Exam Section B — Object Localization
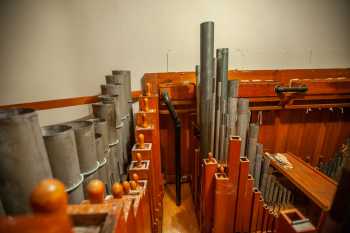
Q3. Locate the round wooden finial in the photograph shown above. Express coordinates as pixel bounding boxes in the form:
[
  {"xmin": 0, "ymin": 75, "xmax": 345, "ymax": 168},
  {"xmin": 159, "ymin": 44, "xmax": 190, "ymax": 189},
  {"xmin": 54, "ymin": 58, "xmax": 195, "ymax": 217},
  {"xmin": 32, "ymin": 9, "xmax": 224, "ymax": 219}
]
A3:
[
  {"xmin": 30, "ymin": 178, "xmax": 67, "ymax": 214},
  {"xmin": 218, "ymin": 165, "xmax": 225, "ymax": 173},
  {"xmin": 112, "ymin": 183, "xmax": 124, "ymax": 199},
  {"xmin": 146, "ymin": 82, "xmax": 151, "ymax": 96},
  {"xmin": 132, "ymin": 173, "xmax": 139, "ymax": 183},
  {"xmin": 86, "ymin": 179, "xmax": 105, "ymax": 204},
  {"xmin": 208, "ymin": 152, "xmax": 214, "ymax": 162},
  {"xmin": 143, "ymin": 98, "xmax": 149, "ymax": 112},
  {"xmin": 130, "ymin": 180, "xmax": 137, "ymax": 190},
  {"xmin": 122, "ymin": 181, "xmax": 131, "ymax": 194},
  {"xmin": 138, "ymin": 133, "xmax": 145, "ymax": 149},
  {"xmin": 142, "ymin": 113, "xmax": 148, "ymax": 128}
]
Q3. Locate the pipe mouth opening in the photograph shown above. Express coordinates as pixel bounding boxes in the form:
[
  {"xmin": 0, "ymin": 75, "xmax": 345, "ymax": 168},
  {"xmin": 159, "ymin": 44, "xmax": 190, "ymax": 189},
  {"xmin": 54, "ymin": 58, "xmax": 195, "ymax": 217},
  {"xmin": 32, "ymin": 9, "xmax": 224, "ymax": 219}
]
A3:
[
  {"xmin": 88, "ymin": 118, "xmax": 107, "ymax": 124},
  {"xmin": 0, "ymin": 108, "xmax": 35, "ymax": 119},
  {"xmin": 65, "ymin": 120, "xmax": 92, "ymax": 130},
  {"xmin": 253, "ymin": 188, "xmax": 259, "ymax": 192},
  {"xmin": 42, "ymin": 124, "xmax": 72, "ymax": 137},
  {"xmin": 95, "ymin": 133, "xmax": 102, "ymax": 139},
  {"xmin": 240, "ymin": 157, "xmax": 249, "ymax": 162},
  {"xmin": 230, "ymin": 136, "xmax": 241, "ymax": 140}
]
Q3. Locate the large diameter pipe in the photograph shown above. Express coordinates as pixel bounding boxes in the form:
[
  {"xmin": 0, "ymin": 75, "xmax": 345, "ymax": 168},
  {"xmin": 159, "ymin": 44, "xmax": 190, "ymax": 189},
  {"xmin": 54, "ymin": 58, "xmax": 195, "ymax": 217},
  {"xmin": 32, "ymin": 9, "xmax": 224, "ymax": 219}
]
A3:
[
  {"xmin": 42, "ymin": 125, "xmax": 84, "ymax": 204},
  {"xmin": 101, "ymin": 84, "xmax": 122, "ymax": 125},
  {"xmin": 0, "ymin": 108, "xmax": 52, "ymax": 214},
  {"xmin": 65, "ymin": 121, "xmax": 98, "ymax": 174},
  {"xmin": 92, "ymin": 102, "xmax": 116, "ymax": 144},
  {"xmin": 112, "ymin": 70, "xmax": 132, "ymax": 103},
  {"xmin": 106, "ymin": 75, "xmax": 128, "ymax": 119},
  {"xmin": 89, "ymin": 118, "xmax": 109, "ymax": 152},
  {"xmin": 200, "ymin": 21, "xmax": 214, "ymax": 158}
]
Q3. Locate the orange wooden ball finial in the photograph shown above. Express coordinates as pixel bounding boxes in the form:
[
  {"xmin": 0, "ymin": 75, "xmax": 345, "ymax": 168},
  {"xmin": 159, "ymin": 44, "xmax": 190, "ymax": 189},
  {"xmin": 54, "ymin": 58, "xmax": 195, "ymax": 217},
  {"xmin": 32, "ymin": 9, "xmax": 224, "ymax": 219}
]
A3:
[
  {"xmin": 142, "ymin": 113, "xmax": 148, "ymax": 128},
  {"xmin": 208, "ymin": 152, "xmax": 214, "ymax": 162},
  {"xmin": 130, "ymin": 180, "xmax": 137, "ymax": 190},
  {"xmin": 132, "ymin": 173, "xmax": 139, "ymax": 183},
  {"xmin": 138, "ymin": 133, "xmax": 145, "ymax": 149},
  {"xmin": 146, "ymin": 82, "xmax": 151, "ymax": 96},
  {"xmin": 30, "ymin": 178, "xmax": 67, "ymax": 214},
  {"xmin": 143, "ymin": 98, "xmax": 149, "ymax": 112},
  {"xmin": 122, "ymin": 181, "xmax": 131, "ymax": 194},
  {"xmin": 86, "ymin": 179, "xmax": 105, "ymax": 204},
  {"xmin": 112, "ymin": 183, "xmax": 124, "ymax": 199}
]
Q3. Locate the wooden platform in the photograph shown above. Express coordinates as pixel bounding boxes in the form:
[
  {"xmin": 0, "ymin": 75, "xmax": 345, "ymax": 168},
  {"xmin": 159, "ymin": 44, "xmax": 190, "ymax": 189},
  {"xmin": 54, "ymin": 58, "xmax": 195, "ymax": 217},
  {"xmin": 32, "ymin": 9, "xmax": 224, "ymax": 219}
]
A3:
[{"xmin": 269, "ymin": 152, "xmax": 337, "ymax": 211}]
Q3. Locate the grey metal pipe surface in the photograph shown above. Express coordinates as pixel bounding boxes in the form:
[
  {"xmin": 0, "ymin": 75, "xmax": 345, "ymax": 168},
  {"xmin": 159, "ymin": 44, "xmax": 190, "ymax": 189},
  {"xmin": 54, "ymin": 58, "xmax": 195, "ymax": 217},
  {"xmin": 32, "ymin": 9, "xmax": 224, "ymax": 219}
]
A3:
[
  {"xmin": 110, "ymin": 144, "xmax": 122, "ymax": 183},
  {"xmin": 210, "ymin": 59, "xmax": 217, "ymax": 154},
  {"xmin": 254, "ymin": 143, "xmax": 263, "ymax": 188},
  {"xmin": 200, "ymin": 21, "xmax": 214, "ymax": 158},
  {"xmin": 106, "ymin": 74, "xmax": 128, "ymax": 119},
  {"xmin": 99, "ymin": 94, "xmax": 121, "ymax": 126},
  {"xmin": 237, "ymin": 98, "xmax": 250, "ymax": 157},
  {"xmin": 42, "ymin": 124, "xmax": 84, "ymax": 204},
  {"xmin": 89, "ymin": 118, "xmax": 109, "ymax": 152},
  {"xmin": 0, "ymin": 108, "xmax": 52, "ymax": 214},
  {"xmin": 65, "ymin": 121, "xmax": 98, "ymax": 174},
  {"xmin": 214, "ymin": 82, "xmax": 221, "ymax": 159},
  {"xmin": 247, "ymin": 123, "xmax": 259, "ymax": 175},
  {"xmin": 228, "ymin": 80, "xmax": 239, "ymax": 98},
  {"xmin": 112, "ymin": 70, "xmax": 132, "ymax": 103},
  {"xmin": 260, "ymin": 155, "xmax": 270, "ymax": 195},
  {"xmin": 101, "ymin": 84, "xmax": 122, "ymax": 125},
  {"xmin": 195, "ymin": 65, "xmax": 200, "ymax": 125},
  {"xmin": 95, "ymin": 133, "xmax": 110, "ymax": 193},
  {"xmin": 92, "ymin": 102, "xmax": 117, "ymax": 144}
]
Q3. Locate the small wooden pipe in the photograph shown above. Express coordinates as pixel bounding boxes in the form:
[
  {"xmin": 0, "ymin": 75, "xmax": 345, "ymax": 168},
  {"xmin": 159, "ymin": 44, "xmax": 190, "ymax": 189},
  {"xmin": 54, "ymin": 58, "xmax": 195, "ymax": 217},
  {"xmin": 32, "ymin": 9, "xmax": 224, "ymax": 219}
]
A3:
[
  {"xmin": 145, "ymin": 82, "xmax": 151, "ymax": 96},
  {"xmin": 112, "ymin": 183, "xmax": 124, "ymax": 199},
  {"xmin": 138, "ymin": 133, "xmax": 145, "ymax": 149},
  {"xmin": 30, "ymin": 178, "xmax": 68, "ymax": 214},
  {"xmin": 86, "ymin": 179, "xmax": 105, "ymax": 204},
  {"xmin": 136, "ymin": 152, "xmax": 143, "ymax": 167},
  {"xmin": 142, "ymin": 113, "xmax": 148, "ymax": 128},
  {"xmin": 143, "ymin": 98, "xmax": 149, "ymax": 112},
  {"xmin": 122, "ymin": 181, "xmax": 131, "ymax": 194}
]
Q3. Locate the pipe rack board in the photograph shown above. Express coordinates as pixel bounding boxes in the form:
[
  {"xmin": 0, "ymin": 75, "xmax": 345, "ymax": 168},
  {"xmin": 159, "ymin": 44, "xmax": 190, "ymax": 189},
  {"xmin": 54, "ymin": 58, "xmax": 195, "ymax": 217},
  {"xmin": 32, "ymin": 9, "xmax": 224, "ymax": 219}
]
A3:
[{"xmin": 269, "ymin": 152, "xmax": 337, "ymax": 211}]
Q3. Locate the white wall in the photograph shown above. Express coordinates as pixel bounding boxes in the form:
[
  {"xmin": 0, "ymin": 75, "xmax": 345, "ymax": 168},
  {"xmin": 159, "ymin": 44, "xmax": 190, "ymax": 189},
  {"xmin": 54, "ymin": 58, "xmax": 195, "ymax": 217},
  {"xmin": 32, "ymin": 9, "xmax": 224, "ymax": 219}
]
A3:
[{"xmin": 1, "ymin": 0, "xmax": 349, "ymax": 125}]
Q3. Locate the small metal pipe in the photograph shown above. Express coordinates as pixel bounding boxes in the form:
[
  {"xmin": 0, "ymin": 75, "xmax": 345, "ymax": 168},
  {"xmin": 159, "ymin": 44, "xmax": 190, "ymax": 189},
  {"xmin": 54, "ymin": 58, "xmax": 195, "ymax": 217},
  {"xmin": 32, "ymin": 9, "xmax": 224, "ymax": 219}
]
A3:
[
  {"xmin": 254, "ymin": 143, "xmax": 263, "ymax": 188},
  {"xmin": 247, "ymin": 123, "xmax": 260, "ymax": 175},
  {"xmin": 275, "ymin": 85, "xmax": 308, "ymax": 94}
]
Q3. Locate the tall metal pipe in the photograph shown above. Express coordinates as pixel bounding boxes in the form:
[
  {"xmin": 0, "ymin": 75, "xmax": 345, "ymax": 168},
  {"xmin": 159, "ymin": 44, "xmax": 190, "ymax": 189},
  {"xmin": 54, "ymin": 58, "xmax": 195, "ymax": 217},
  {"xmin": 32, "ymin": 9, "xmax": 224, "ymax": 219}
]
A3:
[
  {"xmin": 100, "ymin": 84, "xmax": 122, "ymax": 125},
  {"xmin": 254, "ymin": 143, "xmax": 263, "ymax": 188},
  {"xmin": 227, "ymin": 80, "xmax": 239, "ymax": 136},
  {"xmin": 42, "ymin": 124, "xmax": 84, "ymax": 204},
  {"xmin": 92, "ymin": 101, "xmax": 117, "ymax": 144},
  {"xmin": 88, "ymin": 118, "xmax": 109, "ymax": 152},
  {"xmin": 247, "ymin": 123, "xmax": 260, "ymax": 175},
  {"xmin": 237, "ymin": 98, "xmax": 250, "ymax": 157},
  {"xmin": 95, "ymin": 133, "xmax": 110, "ymax": 193},
  {"xmin": 0, "ymin": 108, "xmax": 52, "ymax": 214},
  {"xmin": 210, "ymin": 58, "xmax": 217, "ymax": 154},
  {"xmin": 217, "ymin": 48, "xmax": 229, "ymax": 161},
  {"xmin": 105, "ymin": 75, "xmax": 128, "ymax": 119},
  {"xmin": 200, "ymin": 21, "xmax": 214, "ymax": 158},
  {"xmin": 195, "ymin": 65, "xmax": 200, "ymax": 125}
]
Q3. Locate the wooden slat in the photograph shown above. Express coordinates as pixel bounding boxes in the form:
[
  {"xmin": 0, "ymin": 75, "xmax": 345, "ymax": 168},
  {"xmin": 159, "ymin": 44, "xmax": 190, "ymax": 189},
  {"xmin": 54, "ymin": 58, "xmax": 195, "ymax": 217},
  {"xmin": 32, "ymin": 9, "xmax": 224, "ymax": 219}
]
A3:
[
  {"xmin": 0, "ymin": 91, "xmax": 142, "ymax": 111},
  {"xmin": 269, "ymin": 152, "xmax": 337, "ymax": 211}
]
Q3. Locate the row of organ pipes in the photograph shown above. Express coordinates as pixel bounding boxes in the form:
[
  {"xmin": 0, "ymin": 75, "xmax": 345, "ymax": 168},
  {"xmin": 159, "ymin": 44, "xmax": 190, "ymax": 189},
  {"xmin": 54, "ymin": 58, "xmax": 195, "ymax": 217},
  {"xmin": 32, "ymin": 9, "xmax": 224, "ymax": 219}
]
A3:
[{"xmin": 197, "ymin": 21, "xmax": 314, "ymax": 233}]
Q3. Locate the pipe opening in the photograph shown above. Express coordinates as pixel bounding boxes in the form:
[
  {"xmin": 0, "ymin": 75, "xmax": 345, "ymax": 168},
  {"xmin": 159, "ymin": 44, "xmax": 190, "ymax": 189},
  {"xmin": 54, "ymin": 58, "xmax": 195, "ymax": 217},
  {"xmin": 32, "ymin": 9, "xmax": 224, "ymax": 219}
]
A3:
[
  {"xmin": 42, "ymin": 124, "xmax": 72, "ymax": 137},
  {"xmin": 0, "ymin": 108, "xmax": 35, "ymax": 119},
  {"xmin": 65, "ymin": 121, "xmax": 92, "ymax": 130}
]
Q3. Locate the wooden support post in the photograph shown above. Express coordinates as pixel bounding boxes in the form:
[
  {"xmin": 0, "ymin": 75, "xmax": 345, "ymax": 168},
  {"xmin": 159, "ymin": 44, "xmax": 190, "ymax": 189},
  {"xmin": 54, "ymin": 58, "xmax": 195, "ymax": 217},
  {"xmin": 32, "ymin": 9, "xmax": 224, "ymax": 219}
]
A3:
[
  {"xmin": 242, "ymin": 175, "xmax": 254, "ymax": 233},
  {"xmin": 212, "ymin": 173, "xmax": 235, "ymax": 233},
  {"xmin": 234, "ymin": 157, "xmax": 249, "ymax": 232},
  {"xmin": 250, "ymin": 189, "xmax": 261, "ymax": 232},
  {"xmin": 200, "ymin": 156, "xmax": 217, "ymax": 233}
]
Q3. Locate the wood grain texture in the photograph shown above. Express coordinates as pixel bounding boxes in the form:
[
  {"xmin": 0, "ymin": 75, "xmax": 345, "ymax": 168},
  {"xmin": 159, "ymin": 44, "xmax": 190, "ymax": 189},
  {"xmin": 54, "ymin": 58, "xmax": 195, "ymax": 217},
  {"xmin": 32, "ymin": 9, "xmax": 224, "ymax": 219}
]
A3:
[{"xmin": 270, "ymin": 152, "xmax": 337, "ymax": 211}]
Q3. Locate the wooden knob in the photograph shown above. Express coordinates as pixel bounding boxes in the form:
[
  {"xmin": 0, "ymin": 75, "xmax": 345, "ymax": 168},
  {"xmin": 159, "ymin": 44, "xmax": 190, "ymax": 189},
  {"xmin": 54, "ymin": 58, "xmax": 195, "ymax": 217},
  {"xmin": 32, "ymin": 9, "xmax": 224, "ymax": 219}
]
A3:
[
  {"xmin": 130, "ymin": 181, "xmax": 137, "ymax": 190},
  {"xmin": 122, "ymin": 181, "xmax": 131, "ymax": 194},
  {"xmin": 217, "ymin": 165, "xmax": 225, "ymax": 173},
  {"xmin": 143, "ymin": 98, "xmax": 149, "ymax": 112},
  {"xmin": 146, "ymin": 82, "xmax": 151, "ymax": 96},
  {"xmin": 138, "ymin": 133, "xmax": 145, "ymax": 149},
  {"xmin": 142, "ymin": 113, "xmax": 148, "ymax": 128},
  {"xmin": 112, "ymin": 183, "xmax": 123, "ymax": 199},
  {"xmin": 86, "ymin": 179, "xmax": 105, "ymax": 204},
  {"xmin": 30, "ymin": 179, "xmax": 67, "ymax": 214},
  {"xmin": 208, "ymin": 152, "xmax": 214, "ymax": 162},
  {"xmin": 132, "ymin": 173, "xmax": 139, "ymax": 183}
]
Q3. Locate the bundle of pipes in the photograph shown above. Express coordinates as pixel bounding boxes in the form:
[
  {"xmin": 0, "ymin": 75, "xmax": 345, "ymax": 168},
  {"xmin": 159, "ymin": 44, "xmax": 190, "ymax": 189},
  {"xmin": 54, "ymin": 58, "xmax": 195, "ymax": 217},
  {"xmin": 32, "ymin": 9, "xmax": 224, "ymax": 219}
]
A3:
[{"xmin": 318, "ymin": 138, "xmax": 350, "ymax": 181}]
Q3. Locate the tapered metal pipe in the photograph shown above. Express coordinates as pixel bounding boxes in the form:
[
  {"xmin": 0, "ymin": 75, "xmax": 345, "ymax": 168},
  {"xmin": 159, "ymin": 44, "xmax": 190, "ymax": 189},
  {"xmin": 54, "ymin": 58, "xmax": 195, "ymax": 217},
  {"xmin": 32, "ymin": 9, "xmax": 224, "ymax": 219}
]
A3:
[
  {"xmin": 200, "ymin": 21, "xmax": 214, "ymax": 158},
  {"xmin": 260, "ymin": 155, "xmax": 271, "ymax": 196},
  {"xmin": 42, "ymin": 124, "xmax": 84, "ymax": 204},
  {"xmin": 106, "ymin": 74, "xmax": 128, "ymax": 119},
  {"xmin": 227, "ymin": 80, "xmax": 239, "ymax": 137},
  {"xmin": 254, "ymin": 143, "xmax": 263, "ymax": 188},
  {"xmin": 210, "ymin": 58, "xmax": 216, "ymax": 154},
  {"xmin": 92, "ymin": 102, "xmax": 116, "ymax": 144},
  {"xmin": 0, "ymin": 108, "xmax": 52, "ymax": 214},
  {"xmin": 100, "ymin": 84, "xmax": 122, "ymax": 125},
  {"xmin": 88, "ymin": 118, "xmax": 109, "ymax": 152},
  {"xmin": 237, "ymin": 98, "xmax": 250, "ymax": 157},
  {"xmin": 247, "ymin": 123, "xmax": 260, "ymax": 175},
  {"xmin": 112, "ymin": 70, "xmax": 132, "ymax": 103}
]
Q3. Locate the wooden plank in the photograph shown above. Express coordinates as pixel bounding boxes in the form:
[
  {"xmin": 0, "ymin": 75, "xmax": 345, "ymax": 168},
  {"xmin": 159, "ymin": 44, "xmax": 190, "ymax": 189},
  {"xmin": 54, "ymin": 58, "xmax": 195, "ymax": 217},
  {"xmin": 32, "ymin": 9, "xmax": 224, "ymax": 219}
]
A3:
[{"xmin": 269, "ymin": 152, "xmax": 337, "ymax": 211}]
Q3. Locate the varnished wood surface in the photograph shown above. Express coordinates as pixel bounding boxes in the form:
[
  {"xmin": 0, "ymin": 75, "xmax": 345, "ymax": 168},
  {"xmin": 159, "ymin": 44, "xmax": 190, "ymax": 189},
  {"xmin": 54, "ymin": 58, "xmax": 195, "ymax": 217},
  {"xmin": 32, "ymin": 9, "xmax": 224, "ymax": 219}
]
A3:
[
  {"xmin": 269, "ymin": 152, "xmax": 337, "ymax": 211},
  {"xmin": 162, "ymin": 184, "xmax": 199, "ymax": 233},
  {"xmin": 0, "ymin": 91, "xmax": 142, "ymax": 110}
]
